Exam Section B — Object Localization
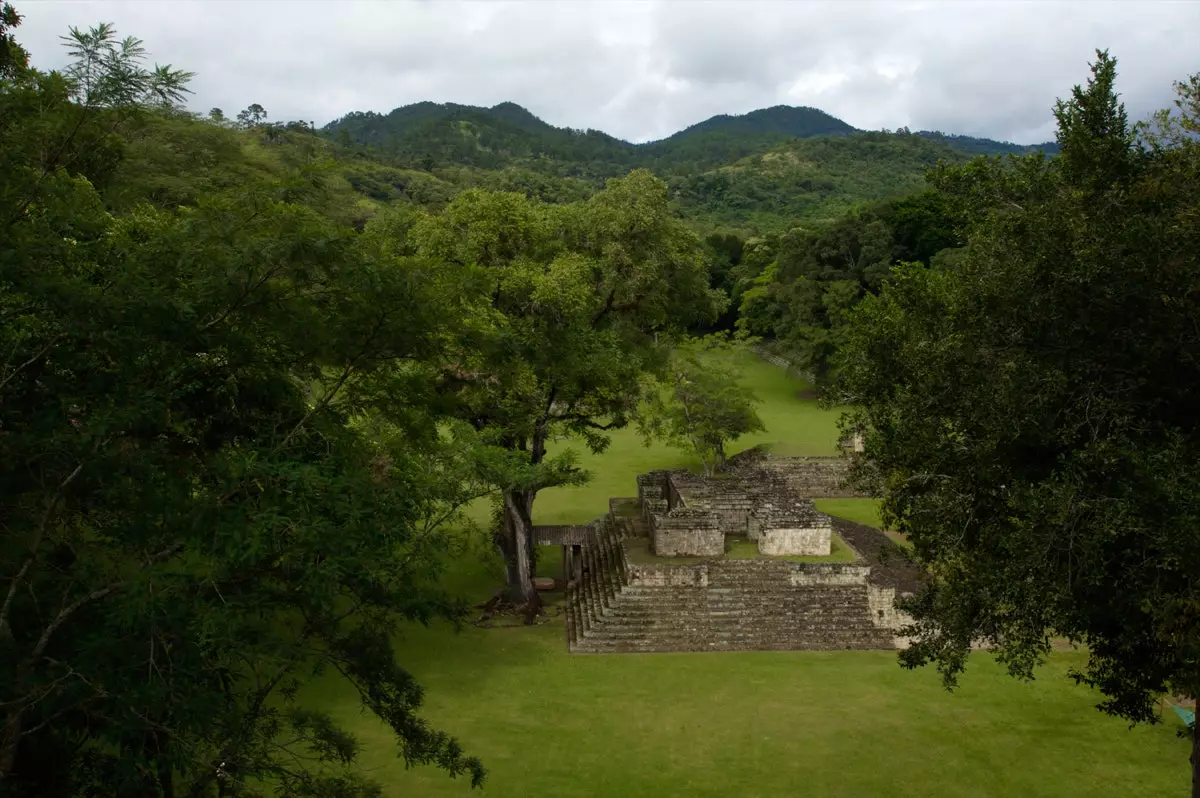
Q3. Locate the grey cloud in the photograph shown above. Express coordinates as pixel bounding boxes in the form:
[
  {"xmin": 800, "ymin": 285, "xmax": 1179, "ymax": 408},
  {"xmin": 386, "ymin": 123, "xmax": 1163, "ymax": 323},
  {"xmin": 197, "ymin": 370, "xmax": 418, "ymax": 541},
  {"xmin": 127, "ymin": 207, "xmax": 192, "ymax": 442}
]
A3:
[{"xmin": 13, "ymin": 0, "xmax": 1200, "ymax": 145}]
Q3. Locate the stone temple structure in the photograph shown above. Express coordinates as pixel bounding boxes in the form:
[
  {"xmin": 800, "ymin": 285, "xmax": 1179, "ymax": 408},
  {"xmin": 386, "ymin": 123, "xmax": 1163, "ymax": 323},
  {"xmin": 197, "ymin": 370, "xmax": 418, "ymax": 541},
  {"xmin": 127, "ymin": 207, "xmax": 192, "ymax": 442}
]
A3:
[
  {"xmin": 555, "ymin": 452, "xmax": 922, "ymax": 654},
  {"xmin": 637, "ymin": 466, "xmax": 834, "ymax": 557}
]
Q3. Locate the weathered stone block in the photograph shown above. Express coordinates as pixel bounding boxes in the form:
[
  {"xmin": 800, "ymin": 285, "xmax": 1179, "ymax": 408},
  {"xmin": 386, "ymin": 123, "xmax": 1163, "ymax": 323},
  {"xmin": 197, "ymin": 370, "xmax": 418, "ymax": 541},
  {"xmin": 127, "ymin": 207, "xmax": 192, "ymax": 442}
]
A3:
[
  {"xmin": 652, "ymin": 510, "xmax": 723, "ymax": 557},
  {"xmin": 758, "ymin": 525, "xmax": 831, "ymax": 556},
  {"xmin": 628, "ymin": 564, "xmax": 709, "ymax": 587},
  {"xmin": 788, "ymin": 564, "xmax": 871, "ymax": 586}
]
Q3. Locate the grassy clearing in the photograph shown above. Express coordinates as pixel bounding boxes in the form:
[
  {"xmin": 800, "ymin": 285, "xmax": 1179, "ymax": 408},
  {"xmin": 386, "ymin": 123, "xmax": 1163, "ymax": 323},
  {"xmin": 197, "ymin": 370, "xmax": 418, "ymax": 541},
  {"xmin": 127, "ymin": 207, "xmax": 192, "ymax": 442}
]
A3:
[
  {"xmin": 814, "ymin": 498, "xmax": 912, "ymax": 546},
  {"xmin": 304, "ymin": 355, "xmax": 1188, "ymax": 797},
  {"xmin": 813, "ymin": 498, "xmax": 885, "ymax": 528},
  {"xmin": 309, "ymin": 580, "xmax": 1186, "ymax": 796},
  {"xmin": 531, "ymin": 354, "xmax": 842, "ymax": 526}
]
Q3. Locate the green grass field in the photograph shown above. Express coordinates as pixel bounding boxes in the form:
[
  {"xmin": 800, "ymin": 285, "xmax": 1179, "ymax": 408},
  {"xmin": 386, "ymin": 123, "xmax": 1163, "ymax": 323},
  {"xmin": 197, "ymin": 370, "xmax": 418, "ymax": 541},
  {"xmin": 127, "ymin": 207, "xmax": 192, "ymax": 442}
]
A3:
[
  {"xmin": 532, "ymin": 354, "xmax": 843, "ymax": 526},
  {"xmin": 306, "ymin": 355, "xmax": 1189, "ymax": 796}
]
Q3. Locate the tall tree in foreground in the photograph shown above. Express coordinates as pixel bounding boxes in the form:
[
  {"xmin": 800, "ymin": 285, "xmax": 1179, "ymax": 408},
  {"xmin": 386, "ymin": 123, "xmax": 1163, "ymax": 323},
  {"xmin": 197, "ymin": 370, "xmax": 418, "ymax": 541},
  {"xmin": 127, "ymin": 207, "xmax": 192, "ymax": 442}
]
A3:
[
  {"xmin": 639, "ymin": 335, "xmax": 765, "ymax": 476},
  {"xmin": 835, "ymin": 53, "xmax": 1200, "ymax": 794},
  {"xmin": 410, "ymin": 172, "xmax": 722, "ymax": 609},
  {"xmin": 1, "ymin": 16, "xmax": 482, "ymax": 796}
]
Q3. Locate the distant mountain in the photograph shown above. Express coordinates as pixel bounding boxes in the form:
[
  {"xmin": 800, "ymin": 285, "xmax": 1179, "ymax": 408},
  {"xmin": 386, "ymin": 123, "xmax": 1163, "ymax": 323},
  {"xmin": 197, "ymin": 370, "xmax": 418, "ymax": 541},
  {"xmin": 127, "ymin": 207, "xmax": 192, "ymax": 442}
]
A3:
[
  {"xmin": 915, "ymin": 130, "xmax": 1059, "ymax": 157},
  {"xmin": 653, "ymin": 105, "xmax": 856, "ymax": 143},
  {"xmin": 325, "ymin": 102, "xmax": 637, "ymax": 177},
  {"xmin": 322, "ymin": 101, "xmax": 1060, "ymax": 231},
  {"xmin": 636, "ymin": 105, "xmax": 857, "ymax": 171}
]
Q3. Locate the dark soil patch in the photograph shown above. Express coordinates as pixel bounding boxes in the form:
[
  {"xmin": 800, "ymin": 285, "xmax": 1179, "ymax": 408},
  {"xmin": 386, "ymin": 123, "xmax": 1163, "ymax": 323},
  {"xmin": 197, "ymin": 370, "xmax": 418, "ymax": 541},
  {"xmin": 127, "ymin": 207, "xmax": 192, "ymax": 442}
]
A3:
[{"xmin": 832, "ymin": 517, "xmax": 922, "ymax": 596}]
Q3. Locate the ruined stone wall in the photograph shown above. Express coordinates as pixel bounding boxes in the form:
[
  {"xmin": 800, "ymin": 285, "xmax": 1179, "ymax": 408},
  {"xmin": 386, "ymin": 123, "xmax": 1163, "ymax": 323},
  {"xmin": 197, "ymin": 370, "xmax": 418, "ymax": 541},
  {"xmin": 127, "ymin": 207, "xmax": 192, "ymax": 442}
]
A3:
[
  {"xmin": 866, "ymin": 584, "xmax": 915, "ymax": 646},
  {"xmin": 753, "ymin": 457, "xmax": 864, "ymax": 499},
  {"xmin": 637, "ymin": 472, "xmax": 668, "ymax": 505},
  {"xmin": 703, "ymin": 490, "xmax": 755, "ymax": 535},
  {"xmin": 788, "ymin": 563, "xmax": 872, "ymax": 586},
  {"xmin": 627, "ymin": 563, "xmax": 709, "ymax": 587},
  {"xmin": 665, "ymin": 477, "xmax": 686, "ymax": 511},
  {"xmin": 652, "ymin": 509, "xmax": 723, "ymax": 556},
  {"xmin": 758, "ymin": 526, "xmax": 832, "ymax": 556}
]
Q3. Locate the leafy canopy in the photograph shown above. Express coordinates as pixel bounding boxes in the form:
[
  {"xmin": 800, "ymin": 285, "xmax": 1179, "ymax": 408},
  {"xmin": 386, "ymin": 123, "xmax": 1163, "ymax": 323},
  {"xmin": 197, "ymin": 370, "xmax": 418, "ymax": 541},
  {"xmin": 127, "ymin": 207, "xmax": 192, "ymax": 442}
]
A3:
[{"xmin": 836, "ymin": 53, "xmax": 1200, "ymax": 737}]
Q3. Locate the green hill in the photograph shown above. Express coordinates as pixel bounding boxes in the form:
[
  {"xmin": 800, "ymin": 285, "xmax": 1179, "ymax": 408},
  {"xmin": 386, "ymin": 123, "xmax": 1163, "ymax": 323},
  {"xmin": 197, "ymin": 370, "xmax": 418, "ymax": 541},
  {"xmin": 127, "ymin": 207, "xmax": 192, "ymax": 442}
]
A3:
[
  {"xmin": 668, "ymin": 130, "xmax": 972, "ymax": 230},
  {"xmin": 325, "ymin": 102, "xmax": 638, "ymax": 179},
  {"xmin": 317, "ymin": 102, "xmax": 1061, "ymax": 232},
  {"xmin": 638, "ymin": 105, "xmax": 857, "ymax": 172},
  {"xmin": 325, "ymin": 101, "xmax": 1056, "ymax": 176}
]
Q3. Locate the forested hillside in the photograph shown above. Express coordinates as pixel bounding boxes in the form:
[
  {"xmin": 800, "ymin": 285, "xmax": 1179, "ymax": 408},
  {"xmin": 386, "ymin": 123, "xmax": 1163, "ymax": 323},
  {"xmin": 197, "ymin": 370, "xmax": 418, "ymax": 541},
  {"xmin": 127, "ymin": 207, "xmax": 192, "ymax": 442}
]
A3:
[{"xmin": 322, "ymin": 100, "xmax": 1057, "ymax": 230}]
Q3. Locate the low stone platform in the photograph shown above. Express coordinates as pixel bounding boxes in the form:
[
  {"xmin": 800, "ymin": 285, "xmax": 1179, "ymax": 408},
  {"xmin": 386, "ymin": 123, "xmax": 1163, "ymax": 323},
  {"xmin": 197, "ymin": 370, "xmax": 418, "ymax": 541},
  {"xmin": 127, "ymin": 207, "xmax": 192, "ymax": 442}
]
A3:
[{"xmin": 565, "ymin": 501, "xmax": 918, "ymax": 654}]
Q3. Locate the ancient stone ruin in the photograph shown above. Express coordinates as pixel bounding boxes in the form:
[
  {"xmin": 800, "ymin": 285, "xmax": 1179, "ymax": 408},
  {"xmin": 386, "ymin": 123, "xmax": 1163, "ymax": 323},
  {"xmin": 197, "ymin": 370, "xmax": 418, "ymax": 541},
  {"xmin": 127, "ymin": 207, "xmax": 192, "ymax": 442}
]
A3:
[
  {"xmin": 637, "ymin": 463, "xmax": 835, "ymax": 557},
  {"xmin": 559, "ymin": 452, "xmax": 921, "ymax": 654}
]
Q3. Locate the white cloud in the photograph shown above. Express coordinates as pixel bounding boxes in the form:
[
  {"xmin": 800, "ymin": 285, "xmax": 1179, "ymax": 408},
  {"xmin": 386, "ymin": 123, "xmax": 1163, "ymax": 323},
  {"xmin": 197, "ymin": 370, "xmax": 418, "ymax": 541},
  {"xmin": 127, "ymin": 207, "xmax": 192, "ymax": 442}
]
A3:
[{"xmin": 11, "ymin": 0, "xmax": 1200, "ymax": 144}]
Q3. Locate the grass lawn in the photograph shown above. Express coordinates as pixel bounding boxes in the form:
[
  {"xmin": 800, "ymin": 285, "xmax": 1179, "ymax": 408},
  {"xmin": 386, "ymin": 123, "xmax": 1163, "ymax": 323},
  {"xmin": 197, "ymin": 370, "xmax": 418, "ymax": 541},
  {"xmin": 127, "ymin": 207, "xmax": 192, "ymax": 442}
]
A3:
[
  {"xmin": 813, "ymin": 498, "xmax": 884, "ymax": 529},
  {"xmin": 531, "ymin": 354, "xmax": 842, "ymax": 526},
  {"xmin": 309, "ymin": 564, "xmax": 1187, "ymax": 797},
  {"xmin": 304, "ymin": 355, "xmax": 1189, "ymax": 796},
  {"xmin": 814, "ymin": 498, "xmax": 912, "ymax": 547}
]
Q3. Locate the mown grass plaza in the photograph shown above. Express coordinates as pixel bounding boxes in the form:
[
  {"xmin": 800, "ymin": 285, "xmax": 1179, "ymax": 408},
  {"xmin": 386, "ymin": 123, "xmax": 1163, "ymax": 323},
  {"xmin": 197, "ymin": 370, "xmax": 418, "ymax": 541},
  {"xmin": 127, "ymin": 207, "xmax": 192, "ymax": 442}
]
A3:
[{"xmin": 307, "ymin": 358, "xmax": 1187, "ymax": 797}]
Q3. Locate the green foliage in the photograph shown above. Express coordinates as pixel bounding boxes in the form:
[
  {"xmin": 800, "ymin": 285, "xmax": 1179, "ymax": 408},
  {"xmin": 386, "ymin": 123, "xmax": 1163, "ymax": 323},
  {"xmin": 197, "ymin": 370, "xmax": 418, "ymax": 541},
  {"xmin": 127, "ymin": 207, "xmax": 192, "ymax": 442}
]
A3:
[
  {"xmin": 835, "ymin": 53, "xmax": 1200, "ymax": 759},
  {"xmin": 322, "ymin": 102, "xmax": 1055, "ymax": 236},
  {"xmin": 639, "ymin": 105, "xmax": 856, "ymax": 173},
  {"xmin": 914, "ymin": 130, "xmax": 1060, "ymax": 157},
  {"xmin": 0, "ymin": 2, "xmax": 28, "ymax": 79},
  {"xmin": 669, "ymin": 131, "xmax": 970, "ymax": 230},
  {"xmin": 325, "ymin": 102, "xmax": 640, "ymax": 180},
  {"xmin": 0, "ymin": 20, "xmax": 484, "ymax": 795},
  {"xmin": 638, "ymin": 335, "xmax": 765, "ymax": 476},
  {"xmin": 237, "ymin": 102, "xmax": 267, "ymax": 128},
  {"xmin": 401, "ymin": 169, "xmax": 722, "ymax": 602},
  {"xmin": 736, "ymin": 189, "xmax": 963, "ymax": 382},
  {"xmin": 60, "ymin": 22, "xmax": 193, "ymax": 108}
]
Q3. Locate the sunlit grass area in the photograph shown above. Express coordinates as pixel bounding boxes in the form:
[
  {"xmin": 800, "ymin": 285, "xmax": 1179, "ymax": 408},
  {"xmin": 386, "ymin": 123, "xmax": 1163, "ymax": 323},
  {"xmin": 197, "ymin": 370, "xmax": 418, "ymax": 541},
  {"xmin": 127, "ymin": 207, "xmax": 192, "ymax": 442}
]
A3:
[
  {"xmin": 533, "ymin": 354, "xmax": 842, "ymax": 526},
  {"xmin": 304, "ymin": 356, "xmax": 1187, "ymax": 797}
]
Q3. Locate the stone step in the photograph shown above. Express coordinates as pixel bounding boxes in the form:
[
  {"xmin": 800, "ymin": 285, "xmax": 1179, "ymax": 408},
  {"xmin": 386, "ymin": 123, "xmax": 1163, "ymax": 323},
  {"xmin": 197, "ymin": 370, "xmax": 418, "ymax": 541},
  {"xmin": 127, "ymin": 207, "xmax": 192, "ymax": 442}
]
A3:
[
  {"xmin": 564, "ymin": 506, "xmax": 899, "ymax": 654},
  {"xmin": 573, "ymin": 637, "xmax": 894, "ymax": 654}
]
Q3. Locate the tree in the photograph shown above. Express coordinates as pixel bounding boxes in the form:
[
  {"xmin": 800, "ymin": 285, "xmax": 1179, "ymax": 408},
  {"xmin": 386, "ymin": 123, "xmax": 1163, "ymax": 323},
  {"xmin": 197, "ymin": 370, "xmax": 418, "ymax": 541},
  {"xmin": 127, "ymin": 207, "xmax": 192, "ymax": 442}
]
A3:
[
  {"xmin": 639, "ymin": 335, "xmax": 765, "ymax": 476},
  {"xmin": 408, "ymin": 170, "xmax": 721, "ymax": 609},
  {"xmin": 1, "ymin": 18, "xmax": 483, "ymax": 795},
  {"xmin": 835, "ymin": 53, "xmax": 1200, "ymax": 795},
  {"xmin": 0, "ymin": 3, "xmax": 27, "ymax": 80},
  {"xmin": 60, "ymin": 22, "xmax": 192, "ymax": 108},
  {"xmin": 736, "ymin": 191, "xmax": 963, "ymax": 385},
  {"xmin": 208, "ymin": 106, "xmax": 225, "ymax": 123},
  {"xmin": 236, "ymin": 102, "xmax": 267, "ymax": 128}
]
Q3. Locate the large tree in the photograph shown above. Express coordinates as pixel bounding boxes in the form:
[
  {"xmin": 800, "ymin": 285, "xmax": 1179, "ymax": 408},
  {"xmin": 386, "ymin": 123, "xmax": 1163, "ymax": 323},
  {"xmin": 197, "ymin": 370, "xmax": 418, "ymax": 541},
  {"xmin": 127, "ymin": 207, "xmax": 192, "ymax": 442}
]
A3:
[
  {"xmin": 1, "ymin": 17, "xmax": 483, "ymax": 796},
  {"xmin": 836, "ymin": 53, "xmax": 1200, "ymax": 793},
  {"xmin": 408, "ymin": 171, "xmax": 722, "ymax": 608},
  {"xmin": 638, "ymin": 335, "xmax": 765, "ymax": 477}
]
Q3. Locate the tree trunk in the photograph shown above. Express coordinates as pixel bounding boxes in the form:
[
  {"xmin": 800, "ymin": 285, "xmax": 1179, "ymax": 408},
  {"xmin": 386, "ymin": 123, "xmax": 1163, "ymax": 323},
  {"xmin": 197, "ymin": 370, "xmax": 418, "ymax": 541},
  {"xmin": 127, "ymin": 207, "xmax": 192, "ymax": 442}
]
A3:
[
  {"xmin": 500, "ymin": 490, "xmax": 540, "ymax": 617},
  {"xmin": 0, "ymin": 710, "xmax": 22, "ymax": 782}
]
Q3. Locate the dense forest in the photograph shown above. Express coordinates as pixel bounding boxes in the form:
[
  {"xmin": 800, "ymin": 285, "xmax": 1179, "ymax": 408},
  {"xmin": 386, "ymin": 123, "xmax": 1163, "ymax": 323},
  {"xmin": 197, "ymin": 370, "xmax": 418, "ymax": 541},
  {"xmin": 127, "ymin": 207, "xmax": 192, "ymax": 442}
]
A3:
[
  {"xmin": 5, "ymin": 0, "xmax": 1200, "ymax": 794},
  {"xmin": 323, "ymin": 99, "xmax": 1056, "ymax": 230}
]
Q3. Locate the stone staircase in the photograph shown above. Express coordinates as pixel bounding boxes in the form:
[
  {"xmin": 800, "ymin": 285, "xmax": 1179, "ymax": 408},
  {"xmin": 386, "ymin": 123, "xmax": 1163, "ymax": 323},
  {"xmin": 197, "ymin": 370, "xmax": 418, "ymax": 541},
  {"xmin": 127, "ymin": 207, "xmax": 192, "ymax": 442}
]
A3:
[{"xmin": 566, "ymin": 506, "xmax": 898, "ymax": 654}]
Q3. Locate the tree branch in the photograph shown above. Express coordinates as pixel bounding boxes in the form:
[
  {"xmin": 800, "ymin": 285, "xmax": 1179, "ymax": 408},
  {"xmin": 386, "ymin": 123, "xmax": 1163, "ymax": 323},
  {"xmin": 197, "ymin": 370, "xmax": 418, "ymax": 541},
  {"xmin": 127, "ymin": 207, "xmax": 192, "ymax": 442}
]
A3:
[
  {"xmin": 0, "ymin": 334, "xmax": 65, "ymax": 395},
  {"xmin": 30, "ymin": 542, "xmax": 184, "ymax": 661},
  {"xmin": 0, "ymin": 463, "xmax": 84, "ymax": 640}
]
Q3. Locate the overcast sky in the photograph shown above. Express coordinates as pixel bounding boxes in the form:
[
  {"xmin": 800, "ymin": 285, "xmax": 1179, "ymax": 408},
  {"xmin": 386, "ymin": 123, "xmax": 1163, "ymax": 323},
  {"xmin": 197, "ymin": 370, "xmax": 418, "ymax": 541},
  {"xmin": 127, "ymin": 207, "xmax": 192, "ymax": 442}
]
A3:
[{"xmin": 12, "ymin": 0, "xmax": 1200, "ymax": 145}]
